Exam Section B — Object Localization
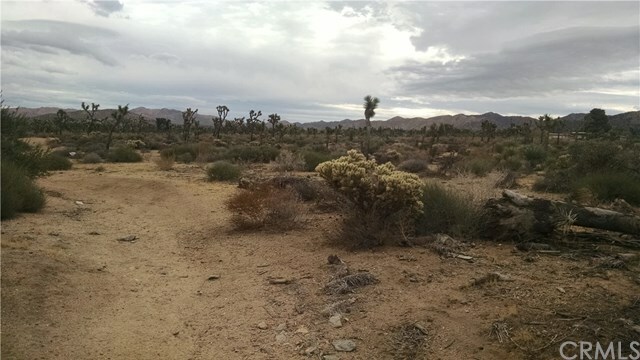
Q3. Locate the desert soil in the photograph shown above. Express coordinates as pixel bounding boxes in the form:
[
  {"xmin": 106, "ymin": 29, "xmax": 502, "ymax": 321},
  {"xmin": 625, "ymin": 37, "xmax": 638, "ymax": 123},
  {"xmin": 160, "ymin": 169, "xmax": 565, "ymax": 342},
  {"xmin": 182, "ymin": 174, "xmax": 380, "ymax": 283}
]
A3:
[{"xmin": 2, "ymin": 154, "xmax": 639, "ymax": 360}]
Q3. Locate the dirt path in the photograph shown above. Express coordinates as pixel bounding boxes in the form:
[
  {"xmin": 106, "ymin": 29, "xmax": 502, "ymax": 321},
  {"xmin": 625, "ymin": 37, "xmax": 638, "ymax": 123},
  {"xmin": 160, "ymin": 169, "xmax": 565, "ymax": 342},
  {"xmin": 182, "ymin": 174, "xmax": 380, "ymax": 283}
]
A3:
[{"xmin": 2, "ymin": 161, "xmax": 639, "ymax": 359}]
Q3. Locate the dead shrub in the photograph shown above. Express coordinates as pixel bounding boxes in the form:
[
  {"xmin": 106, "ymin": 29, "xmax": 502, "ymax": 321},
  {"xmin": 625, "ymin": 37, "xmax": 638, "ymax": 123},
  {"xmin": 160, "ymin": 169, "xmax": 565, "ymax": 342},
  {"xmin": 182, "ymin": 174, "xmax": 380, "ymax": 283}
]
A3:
[
  {"xmin": 225, "ymin": 185, "xmax": 303, "ymax": 231},
  {"xmin": 155, "ymin": 155, "xmax": 175, "ymax": 171},
  {"xmin": 274, "ymin": 149, "xmax": 305, "ymax": 172},
  {"xmin": 324, "ymin": 272, "xmax": 379, "ymax": 295}
]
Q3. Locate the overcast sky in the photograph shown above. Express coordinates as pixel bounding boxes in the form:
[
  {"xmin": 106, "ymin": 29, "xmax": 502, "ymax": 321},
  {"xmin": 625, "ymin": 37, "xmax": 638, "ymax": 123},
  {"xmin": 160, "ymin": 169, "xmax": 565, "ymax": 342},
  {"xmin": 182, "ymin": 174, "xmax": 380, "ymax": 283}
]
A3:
[{"xmin": 2, "ymin": 1, "xmax": 639, "ymax": 122}]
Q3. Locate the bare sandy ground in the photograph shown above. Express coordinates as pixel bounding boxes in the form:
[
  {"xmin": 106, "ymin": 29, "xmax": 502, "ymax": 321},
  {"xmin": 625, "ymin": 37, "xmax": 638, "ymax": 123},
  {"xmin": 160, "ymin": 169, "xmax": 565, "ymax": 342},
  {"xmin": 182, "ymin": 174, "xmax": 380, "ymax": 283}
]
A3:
[{"xmin": 2, "ymin": 158, "xmax": 638, "ymax": 359}]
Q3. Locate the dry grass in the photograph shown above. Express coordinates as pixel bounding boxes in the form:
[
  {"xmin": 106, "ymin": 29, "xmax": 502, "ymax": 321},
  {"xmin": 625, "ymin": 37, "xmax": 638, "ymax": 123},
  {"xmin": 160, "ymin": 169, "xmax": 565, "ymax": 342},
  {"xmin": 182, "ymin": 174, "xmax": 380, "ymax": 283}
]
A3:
[
  {"xmin": 154, "ymin": 155, "xmax": 175, "ymax": 171},
  {"xmin": 225, "ymin": 185, "xmax": 304, "ymax": 231},
  {"xmin": 324, "ymin": 272, "xmax": 379, "ymax": 295},
  {"xmin": 389, "ymin": 323, "xmax": 428, "ymax": 360}
]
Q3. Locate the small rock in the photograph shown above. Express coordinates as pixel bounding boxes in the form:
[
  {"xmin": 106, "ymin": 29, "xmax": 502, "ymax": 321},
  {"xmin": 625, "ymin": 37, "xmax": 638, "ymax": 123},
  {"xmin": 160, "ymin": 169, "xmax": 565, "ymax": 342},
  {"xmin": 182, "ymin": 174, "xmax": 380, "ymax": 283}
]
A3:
[
  {"xmin": 332, "ymin": 339, "xmax": 356, "ymax": 352},
  {"xmin": 556, "ymin": 287, "xmax": 566, "ymax": 293},
  {"xmin": 257, "ymin": 322, "xmax": 268, "ymax": 330},
  {"xmin": 323, "ymin": 356, "xmax": 340, "ymax": 360},
  {"xmin": 275, "ymin": 323, "xmax": 287, "ymax": 332},
  {"xmin": 207, "ymin": 275, "xmax": 221, "ymax": 281},
  {"xmin": 88, "ymin": 231, "xmax": 100, "ymax": 235},
  {"xmin": 304, "ymin": 346, "xmax": 317, "ymax": 355},
  {"xmin": 48, "ymin": 232, "xmax": 59, "ymax": 236},
  {"xmin": 268, "ymin": 277, "xmax": 292, "ymax": 285},
  {"xmin": 329, "ymin": 314, "xmax": 343, "ymax": 328},
  {"xmin": 75, "ymin": 200, "xmax": 84, "ymax": 205},
  {"xmin": 117, "ymin": 235, "xmax": 137, "ymax": 242},
  {"xmin": 633, "ymin": 325, "xmax": 640, "ymax": 334},
  {"xmin": 295, "ymin": 326, "xmax": 309, "ymax": 334},
  {"xmin": 275, "ymin": 333, "xmax": 287, "ymax": 343},
  {"xmin": 172, "ymin": 331, "xmax": 180, "ymax": 336}
]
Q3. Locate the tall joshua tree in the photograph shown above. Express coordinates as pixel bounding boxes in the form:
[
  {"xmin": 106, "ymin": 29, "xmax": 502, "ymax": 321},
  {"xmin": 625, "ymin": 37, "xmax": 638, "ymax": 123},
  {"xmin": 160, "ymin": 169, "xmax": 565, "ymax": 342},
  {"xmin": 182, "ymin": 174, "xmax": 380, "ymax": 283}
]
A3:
[
  {"xmin": 363, "ymin": 95, "xmax": 380, "ymax": 155},
  {"xmin": 213, "ymin": 105, "xmax": 229, "ymax": 139},
  {"xmin": 105, "ymin": 104, "xmax": 129, "ymax": 150},
  {"xmin": 182, "ymin": 108, "xmax": 198, "ymax": 142},
  {"xmin": 81, "ymin": 102, "xmax": 101, "ymax": 134},
  {"xmin": 268, "ymin": 113, "xmax": 281, "ymax": 135}
]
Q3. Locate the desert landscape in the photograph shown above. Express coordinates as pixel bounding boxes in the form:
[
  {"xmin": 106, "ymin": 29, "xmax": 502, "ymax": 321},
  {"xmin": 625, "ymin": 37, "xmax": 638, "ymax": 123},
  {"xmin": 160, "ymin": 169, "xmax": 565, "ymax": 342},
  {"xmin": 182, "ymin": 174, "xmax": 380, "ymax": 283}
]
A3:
[{"xmin": 2, "ymin": 103, "xmax": 639, "ymax": 360}]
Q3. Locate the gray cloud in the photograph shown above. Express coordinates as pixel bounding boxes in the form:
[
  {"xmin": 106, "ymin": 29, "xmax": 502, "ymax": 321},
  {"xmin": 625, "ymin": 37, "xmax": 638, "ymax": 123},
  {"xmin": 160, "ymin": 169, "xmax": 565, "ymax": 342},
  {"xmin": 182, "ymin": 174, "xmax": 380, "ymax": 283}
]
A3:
[
  {"xmin": 1, "ymin": 20, "xmax": 120, "ymax": 66},
  {"xmin": 391, "ymin": 25, "xmax": 640, "ymax": 98},
  {"xmin": 82, "ymin": 0, "xmax": 124, "ymax": 17}
]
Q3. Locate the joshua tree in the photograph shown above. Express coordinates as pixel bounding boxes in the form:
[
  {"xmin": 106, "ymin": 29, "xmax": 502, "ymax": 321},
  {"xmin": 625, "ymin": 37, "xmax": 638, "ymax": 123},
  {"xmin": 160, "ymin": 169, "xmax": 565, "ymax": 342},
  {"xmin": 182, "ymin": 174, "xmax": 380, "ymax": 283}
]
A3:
[
  {"xmin": 182, "ymin": 107, "xmax": 198, "ymax": 142},
  {"xmin": 268, "ymin": 113, "xmax": 281, "ymax": 135},
  {"xmin": 232, "ymin": 117, "xmax": 245, "ymax": 134},
  {"xmin": 246, "ymin": 110, "xmax": 262, "ymax": 141},
  {"xmin": 81, "ymin": 102, "xmax": 101, "ymax": 134},
  {"xmin": 363, "ymin": 95, "xmax": 380, "ymax": 155},
  {"xmin": 105, "ymin": 104, "xmax": 129, "ymax": 150},
  {"xmin": 53, "ymin": 109, "xmax": 70, "ymax": 135},
  {"xmin": 213, "ymin": 105, "xmax": 229, "ymax": 139}
]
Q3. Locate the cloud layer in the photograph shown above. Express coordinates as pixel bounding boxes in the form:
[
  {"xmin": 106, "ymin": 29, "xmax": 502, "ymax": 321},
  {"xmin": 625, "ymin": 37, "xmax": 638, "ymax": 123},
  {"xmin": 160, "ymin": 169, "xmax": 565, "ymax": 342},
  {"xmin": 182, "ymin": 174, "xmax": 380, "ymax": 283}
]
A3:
[{"xmin": 2, "ymin": 1, "xmax": 638, "ymax": 122}]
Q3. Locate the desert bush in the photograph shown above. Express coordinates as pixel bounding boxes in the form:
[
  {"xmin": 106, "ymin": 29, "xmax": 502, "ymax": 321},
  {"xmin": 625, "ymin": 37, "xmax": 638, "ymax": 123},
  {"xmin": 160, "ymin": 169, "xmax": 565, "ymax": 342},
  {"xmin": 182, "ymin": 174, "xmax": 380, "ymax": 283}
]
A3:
[
  {"xmin": 302, "ymin": 150, "xmax": 335, "ymax": 171},
  {"xmin": 316, "ymin": 150, "xmax": 423, "ymax": 247},
  {"xmin": 225, "ymin": 185, "xmax": 303, "ymax": 231},
  {"xmin": 398, "ymin": 159, "xmax": 428, "ymax": 173},
  {"xmin": 521, "ymin": 145, "xmax": 547, "ymax": 169},
  {"xmin": 82, "ymin": 152, "xmax": 103, "ymax": 164},
  {"xmin": 457, "ymin": 157, "xmax": 494, "ymax": 177},
  {"xmin": 572, "ymin": 172, "xmax": 640, "ymax": 206},
  {"xmin": 175, "ymin": 152, "xmax": 194, "ymax": 163},
  {"xmin": 222, "ymin": 145, "xmax": 280, "ymax": 163},
  {"xmin": 42, "ymin": 153, "xmax": 72, "ymax": 171},
  {"xmin": 207, "ymin": 161, "xmax": 241, "ymax": 181},
  {"xmin": 532, "ymin": 169, "xmax": 572, "ymax": 193},
  {"xmin": 415, "ymin": 182, "xmax": 482, "ymax": 238},
  {"xmin": 500, "ymin": 157, "xmax": 522, "ymax": 172},
  {"xmin": 274, "ymin": 149, "xmax": 305, "ymax": 172},
  {"xmin": 569, "ymin": 141, "xmax": 626, "ymax": 175},
  {"xmin": 1, "ymin": 161, "xmax": 46, "ymax": 219},
  {"xmin": 154, "ymin": 155, "xmax": 175, "ymax": 171},
  {"xmin": 106, "ymin": 146, "xmax": 142, "ymax": 163}
]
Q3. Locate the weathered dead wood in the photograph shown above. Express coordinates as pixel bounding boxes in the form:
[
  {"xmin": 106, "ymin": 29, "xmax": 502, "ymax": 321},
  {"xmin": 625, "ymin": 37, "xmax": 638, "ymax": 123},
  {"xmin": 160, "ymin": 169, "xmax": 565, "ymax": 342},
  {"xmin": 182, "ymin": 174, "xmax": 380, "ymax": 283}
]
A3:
[{"xmin": 481, "ymin": 190, "xmax": 640, "ymax": 241}]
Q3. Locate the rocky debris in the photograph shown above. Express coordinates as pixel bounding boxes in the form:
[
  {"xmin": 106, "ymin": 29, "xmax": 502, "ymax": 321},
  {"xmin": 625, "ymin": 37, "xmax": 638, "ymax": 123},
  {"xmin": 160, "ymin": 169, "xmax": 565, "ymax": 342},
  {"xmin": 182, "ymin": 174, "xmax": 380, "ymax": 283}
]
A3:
[
  {"xmin": 469, "ymin": 272, "xmax": 514, "ymax": 287},
  {"xmin": 275, "ymin": 333, "xmax": 287, "ymax": 343},
  {"xmin": 329, "ymin": 314, "xmax": 343, "ymax": 328},
  {"xmin": 117, "ymin": 235, "xmax": 137, "ymax": 242},
  {"xmin": 321, "ymin": 298, "xmax": 357, "ymax": 316},
  {"xmin": 207, "ymin": 275, "xmax": 221, "ymax": 281},
  {"xmin": 325, "ymin": 272, "xmax": 378, "ymax": 295},
  {"xmin": 323, "ymin": 355, "xmax": 340, "ymax": 360},
  {"xmin": 275, "ymin": 323, "xmax": 287, "ymax": 332},
  {"xmin": 88, "ymin": 231, "xmax": 100, "ymax": 235},
  {"xmin": 295, "ymin": 326, "xmax": 309, "ymax": 334},
  {"xmin": 257, "ymin": 322, "xmax": 268, "ymax": 330},
  {"xmin": 332, "ymin": 339, "xmax": 356, "ymax": 352},
  {"xmin": 327, "ymin": 255, "xmax": 344, "ymax": 265}
]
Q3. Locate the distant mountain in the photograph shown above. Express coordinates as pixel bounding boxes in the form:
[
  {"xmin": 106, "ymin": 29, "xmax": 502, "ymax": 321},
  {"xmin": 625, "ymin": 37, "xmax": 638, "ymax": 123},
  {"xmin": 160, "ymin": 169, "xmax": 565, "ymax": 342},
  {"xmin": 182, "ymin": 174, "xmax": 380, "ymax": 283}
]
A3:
[
  {"xmin": 559, "ymin": 111, "xmax": 640, "ymax": 131},
  {"xmin": 296, "ymin": 112, "xmax": 537, "ymax": 130},
  {"xmin": 16, "ymin": 106, "xmax": 215, "ymax": 125}
]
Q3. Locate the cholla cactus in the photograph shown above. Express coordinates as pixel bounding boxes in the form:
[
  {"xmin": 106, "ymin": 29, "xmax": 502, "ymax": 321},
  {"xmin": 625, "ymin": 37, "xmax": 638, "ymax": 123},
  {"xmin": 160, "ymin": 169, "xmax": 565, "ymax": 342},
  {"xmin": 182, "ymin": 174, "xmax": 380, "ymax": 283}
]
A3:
[{"xmin": 316, "ymin": 150, "xmax": 423, "ymax": 221}]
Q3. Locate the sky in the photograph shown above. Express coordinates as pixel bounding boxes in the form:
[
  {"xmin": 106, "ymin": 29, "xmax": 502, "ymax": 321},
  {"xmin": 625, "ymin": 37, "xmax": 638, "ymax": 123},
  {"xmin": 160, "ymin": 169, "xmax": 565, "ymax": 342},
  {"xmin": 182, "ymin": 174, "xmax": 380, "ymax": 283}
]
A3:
[{"xmin": 1, "ymin": 1, "xmax": 639, "ymax": 123}]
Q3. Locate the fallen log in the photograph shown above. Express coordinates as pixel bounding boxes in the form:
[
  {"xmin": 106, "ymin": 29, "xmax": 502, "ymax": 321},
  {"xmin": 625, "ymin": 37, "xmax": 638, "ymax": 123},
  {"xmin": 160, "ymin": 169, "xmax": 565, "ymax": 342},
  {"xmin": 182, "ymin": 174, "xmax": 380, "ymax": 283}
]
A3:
[{"xmin": 481, "ymin": 190, "xmax": 640, "ymax": 241}]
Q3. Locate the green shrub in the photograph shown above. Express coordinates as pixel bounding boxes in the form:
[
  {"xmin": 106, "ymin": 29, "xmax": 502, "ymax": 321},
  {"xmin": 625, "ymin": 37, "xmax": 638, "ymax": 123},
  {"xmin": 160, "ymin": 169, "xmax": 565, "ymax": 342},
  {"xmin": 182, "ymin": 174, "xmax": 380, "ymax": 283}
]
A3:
[
  {"xmin": 207, "ymin": 161, "xmax": 241, "ymax": 181},
  {"xmin": 398, "ymin": 159, "xmax": 428, "ymax": 173},
  {"xmin": 106, "ymin": 147, "xmax": 142, "ymax": 163},
  {"xmin": 42, "ymin": 153, "xmax": 72, "ymax": 171},
  {"xmin": 532, "ymin": 169, "xmax": 572, "ymax": 193},
  {"xmin": 223, "ymin": 145, "xmax": 280, "ymax": 163},
  {"xmin": 302, "ymin": 150, "xmax": 335, "ymax": 171},
  {"xmin": 82, "ymin": 152, "xmax": 103, "ymax": 164},
  {"xmin": 316, "ymin": 150, "xmax": 423, "ymax": 247},
  {"xmin": 501, "ymin": 157, "xmax": 522, "ymax": 171},
  {"xmin": 572, "ymin": 172, "xmax": 640, "ymax": 205},
  {"xmin": 175, "ymin": 152, "xmax": 194, "ymax": 163},
  {"xmin": 458, "ymin": 158, "xmax": 494, "ymax": 177},
  {"xmin": 1, "ymin": 161, "xmax": 46, "ymax": 219},
  {"xmin": 415, "ymin": 182, "xmax": 481, "ymax": 238},
  {"xmin": 569, "ymin": 141, "xmax": 626, "ymax": 175},
  {"xmin": 522, "ymin": 145, "xmax": 547, "ymax": 168}
]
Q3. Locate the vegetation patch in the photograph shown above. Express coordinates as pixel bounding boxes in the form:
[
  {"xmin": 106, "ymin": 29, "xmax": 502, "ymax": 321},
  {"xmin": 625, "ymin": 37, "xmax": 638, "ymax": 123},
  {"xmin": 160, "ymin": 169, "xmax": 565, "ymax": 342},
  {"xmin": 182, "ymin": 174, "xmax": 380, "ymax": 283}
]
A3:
[
  {"xmin": 106, "ymin": 146, "xmax": 142, "ymax": 163},
  {"xmin": 207, "ymin": 161, "xmax": 242, "ymax": 182}
]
